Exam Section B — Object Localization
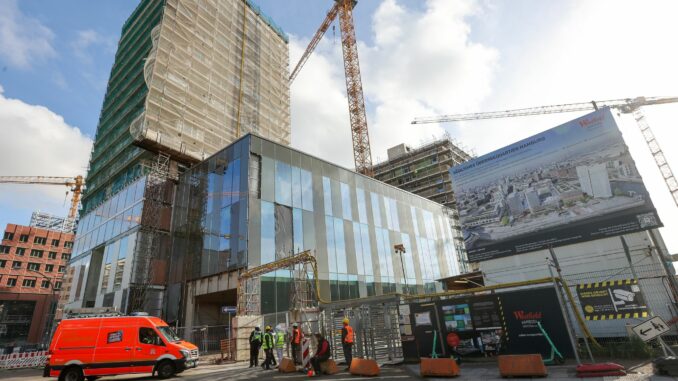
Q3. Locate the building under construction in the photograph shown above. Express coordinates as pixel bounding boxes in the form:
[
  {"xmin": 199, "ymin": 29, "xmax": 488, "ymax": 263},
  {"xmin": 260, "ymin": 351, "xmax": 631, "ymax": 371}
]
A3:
[
  {"xmin": 63, "ymin": 0, "xmax": 291, "ymax": 316},
  {"xmin": 81, "ymin": 0, "xmax": 290, "ymax": 213},
  {"xmin": 372, "ymin": 135, "xmax": 473, "ymax": 270}
]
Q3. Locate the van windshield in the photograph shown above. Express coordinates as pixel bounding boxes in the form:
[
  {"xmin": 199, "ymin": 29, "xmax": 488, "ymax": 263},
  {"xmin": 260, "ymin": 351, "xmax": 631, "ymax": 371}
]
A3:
[{"xmin": 157, "ymin": 326, "xmax": 181, "ymax": 343}]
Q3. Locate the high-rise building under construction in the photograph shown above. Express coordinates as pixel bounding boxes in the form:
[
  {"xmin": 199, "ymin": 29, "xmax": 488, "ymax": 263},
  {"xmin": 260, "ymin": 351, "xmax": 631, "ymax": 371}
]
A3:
[
  {"xmin": 63, "ymin": 0, "xmax": 290, "ymax": 314},
  {"xmin": 82, "ymin": 0, "xmax": 290, "ymax": 213}
]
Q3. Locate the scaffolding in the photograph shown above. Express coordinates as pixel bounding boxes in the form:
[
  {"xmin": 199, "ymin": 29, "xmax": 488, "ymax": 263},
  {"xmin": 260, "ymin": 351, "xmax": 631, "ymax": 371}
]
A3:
[
  {"xmin": 29, "ymin": 211, "xmax": 76, "ymax": 233},
  {"xmin": 84, "ymin": 0, "xmax": 291, "ymax": 213},
  {"xmin": 127, "ymin": 153, "xmax": 173, "ymax": 314},
  {"xmin": 237, "ymin": 250, "xmax": 321, "ymax": 316},
  {"xmin": 131, "ymin": 0, "xmax": 291, "ymax": 163}
]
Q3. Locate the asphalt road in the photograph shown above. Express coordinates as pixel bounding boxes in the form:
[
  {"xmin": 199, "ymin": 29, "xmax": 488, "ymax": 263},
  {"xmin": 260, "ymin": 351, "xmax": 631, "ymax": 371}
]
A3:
[{"xmin": 0, "ymin": 360, "xmax": 673, "ymax": 381}]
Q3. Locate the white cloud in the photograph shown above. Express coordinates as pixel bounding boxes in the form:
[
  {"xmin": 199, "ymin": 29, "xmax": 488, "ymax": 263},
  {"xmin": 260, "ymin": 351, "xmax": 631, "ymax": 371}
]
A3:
[
  {"xmin": 447, "ymin": 0, "xmax": 678, "ymax": 253},
  {"xmin": 0, "ymin": 0, "xmax": 56, "ymax": 69},
  {"xmin": 0, "ymin": 85, "xmax": 92, "ymax": 223},
  {"xmin": 71, "ymin": 29, "xmax": 117, "ymax": 64},
  {"xmin": 290, "ymin": 0, "xmax": 498, "ymax": 168}
]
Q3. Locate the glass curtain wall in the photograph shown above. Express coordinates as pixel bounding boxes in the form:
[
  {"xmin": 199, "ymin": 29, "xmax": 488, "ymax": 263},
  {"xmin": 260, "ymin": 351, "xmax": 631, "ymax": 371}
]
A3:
[
  {"xmin": 170, "ymin": 138, "xmax": 250, "ymax": 284},
  {"xmin": 170, "ymin": 135, "xmax": 462, "ymax": 317},
  {"xmin": 247, "ymin": 135, "xmax": 460, "ymax": 313}
]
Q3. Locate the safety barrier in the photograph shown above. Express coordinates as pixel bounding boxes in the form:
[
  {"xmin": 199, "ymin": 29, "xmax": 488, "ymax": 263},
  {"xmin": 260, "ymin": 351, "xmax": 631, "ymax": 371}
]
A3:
[
  {"xmin": 320, "ymin": 359, "xmax": 339, "ymax": 375},
  {"xmin": 278, "ymin": 357, "xmax": 296, "ymax": 373},
  {"xmin": 301, "ymin": 338, "xmax": 311, "ymax": 369},
  {"xmin": 497, "ymin": 354, "xmax": 547, "ymax": 378},
  {"xmin": 349, "ymin": 358, "xmax": 380, "ymax": 376},
  {"xmin": 420, "ymin": 357, "xmax": 460, "ymax": 377},
  {"xmin": 0, "ymin": 351, "xmax": 48, "ymax": 369}
]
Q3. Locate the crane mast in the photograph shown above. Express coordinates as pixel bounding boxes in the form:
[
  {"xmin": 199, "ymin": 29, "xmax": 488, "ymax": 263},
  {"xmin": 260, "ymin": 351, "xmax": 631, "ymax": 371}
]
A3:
[
  {"xmin": 290, "ymin": 0, "xmax": 373, "ymax": 176},
  {"xmin": 411, "ymin": 96, "xmax": 678, "ymax": 208}
]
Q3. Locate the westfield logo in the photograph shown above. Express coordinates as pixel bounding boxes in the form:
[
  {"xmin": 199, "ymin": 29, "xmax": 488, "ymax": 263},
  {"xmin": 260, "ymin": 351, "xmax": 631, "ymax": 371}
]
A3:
[
  {"xmin": 578, "ymin": 115, "xmax": 604, "ymax": 128},
  {"xmin": 513, "ymin": 310, "xmax": 542, "ymax": 320}
]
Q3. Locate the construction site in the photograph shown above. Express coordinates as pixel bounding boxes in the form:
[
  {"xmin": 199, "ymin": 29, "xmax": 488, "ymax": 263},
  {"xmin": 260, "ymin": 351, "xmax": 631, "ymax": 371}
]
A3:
[{"xmin": 1, "ymin": 0, "xmax": 678, "ymax": 380}]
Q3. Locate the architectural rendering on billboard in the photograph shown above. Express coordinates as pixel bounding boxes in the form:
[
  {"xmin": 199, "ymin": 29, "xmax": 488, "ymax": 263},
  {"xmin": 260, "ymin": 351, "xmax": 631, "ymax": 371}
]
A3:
[{"xmin": 451, "ymin": 108, "xmax": 661, "ymax": 262}]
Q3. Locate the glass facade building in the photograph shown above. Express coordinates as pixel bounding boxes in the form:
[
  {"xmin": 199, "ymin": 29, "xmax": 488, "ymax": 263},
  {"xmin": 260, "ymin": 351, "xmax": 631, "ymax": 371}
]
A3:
[
  {"xmin": 63, "ymin": 177, "xmax": 146, "ymax": 311},
  {"xmin": 169, "ymin": 134, "xmax": 461, "ymax": 320}
]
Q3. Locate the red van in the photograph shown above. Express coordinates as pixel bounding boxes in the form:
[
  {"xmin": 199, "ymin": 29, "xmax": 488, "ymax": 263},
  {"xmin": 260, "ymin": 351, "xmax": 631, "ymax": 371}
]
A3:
[{"xmin": 44, "ymin": 315, "xmax": 198, "ymax": 381}]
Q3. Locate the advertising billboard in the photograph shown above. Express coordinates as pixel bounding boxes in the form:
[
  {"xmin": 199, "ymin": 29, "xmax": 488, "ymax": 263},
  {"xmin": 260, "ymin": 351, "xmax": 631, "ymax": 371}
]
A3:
[{"xmin": 451, "ymin": 108, "xmax": 661, "ymax": 262}]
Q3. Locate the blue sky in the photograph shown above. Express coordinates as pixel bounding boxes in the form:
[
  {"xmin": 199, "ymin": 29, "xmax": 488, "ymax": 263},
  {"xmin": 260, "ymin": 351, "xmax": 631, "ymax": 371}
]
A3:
[{"xmin": 1, "ymin": 0, "xmax": 677, "ymax": 255}]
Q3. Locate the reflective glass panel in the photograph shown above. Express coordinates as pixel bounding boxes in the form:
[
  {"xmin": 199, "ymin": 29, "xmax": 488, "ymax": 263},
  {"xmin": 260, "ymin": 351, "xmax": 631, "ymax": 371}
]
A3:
[
  {"xmin": 275, "ymin": 161, "xmax": 292, "ymax": 206},
  {"xmin": 301, "ymin": 169, "xmax": 313, "ymax": 211},
  {"xmin": 340, "ymin": 182, "xmax": 352, "ymax": 221},
  {"xmin": 261, "ymin": 201, "xmax": 275, "ymax": 264},
  {"xmin": 370, "ymin": 192, "xmax": 381, "ymax": 227},
  {"xmin": 322, "ymin": 177, "xmax": 332, "ymax": 216}
]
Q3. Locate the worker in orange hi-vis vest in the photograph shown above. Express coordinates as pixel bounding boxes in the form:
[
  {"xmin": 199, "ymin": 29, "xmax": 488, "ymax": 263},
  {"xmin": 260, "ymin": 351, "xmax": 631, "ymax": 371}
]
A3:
[
  {"xmin": 341, "ymin": 318, "xmax": 354, "ymax": 369},
  {"xmin": 291, "ymin": 323, "xmax": 302, "ymax": 365}
]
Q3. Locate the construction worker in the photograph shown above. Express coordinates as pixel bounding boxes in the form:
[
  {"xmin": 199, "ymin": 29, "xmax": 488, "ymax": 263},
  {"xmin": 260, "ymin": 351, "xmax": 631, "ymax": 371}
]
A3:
[
  {"xmin": 310, "ymin": 333, "xmax": 332, "ymax": 376},
  {"xmin": 291, "ymin": 322, "xmax": 302, "ymax": 364},
  {"xmin": 341, "ymin": 318, "xmax": 354, "ymax": 369},
  {"xmin": 274, "ymin": 326, "xmax": 286, "ymax": 365},
  {"xmin": 261, "ymin": 325, "xmax": 275, "ymax": 370},
  {"xmin": 249, "ymin": 326, "xmax": 262, "ymax": 368}
]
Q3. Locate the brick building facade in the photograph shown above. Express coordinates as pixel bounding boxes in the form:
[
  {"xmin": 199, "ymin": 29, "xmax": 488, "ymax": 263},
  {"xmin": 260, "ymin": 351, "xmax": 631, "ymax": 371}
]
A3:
[{"xmin": 0, "ymin": 224, "xmax": 74, "ymax": 346}]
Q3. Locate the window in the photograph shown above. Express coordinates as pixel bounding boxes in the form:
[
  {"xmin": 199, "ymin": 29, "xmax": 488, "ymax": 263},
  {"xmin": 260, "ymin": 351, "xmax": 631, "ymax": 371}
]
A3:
[
  {"xmin": 54, "ymin": 281, "xmax": 62, "ymax": 290},
  {"xmin": 12, "ymin": 261, "xmax": 21, "ymax": 269},
  {"xmin": 41, "ymin": 280, "xmax": 50, "ymax": 288},
  {"xmin": 34, "ymin": 237, "xmax": 47, "ymax": 245},
  {"xmin": 51, "ymin": 239, "xmax": 60, "ymax": 247},
  {"xmin": 3, "ymin": 232, "xmax": 14, "ymax": 240},
  {"xmin": 64, "ymin": 241, "xmax": 74, "ymax": 249},
  {"xmin": 15, "ymin": 247, "xmax": 25, "ymax": 256},
  {"xmin": 139, "ymin": 327, "xmax": 163, "ymax": 346},
  {"xmin": 0, "ymin": 245, "xmax": 9, "ymax": 254},
  {"xmin": 6, "ymin": 278, "xmax": 17, "ymax": 287},
  {"xmin": 30, "ymin": 249, "xmax": 43, "ymax": 258},
  {"xmin": 19, "ymin": 234, "xmax": 28, "ymax": 242},
  {"xmin": 45, "ymin": 264, "xmax": 54, "ymax": 272},
  {"xmin": 28, "ymin": 263, "xmax": 40, "ymax": 271},
  {"xmin": 61, "ymin": 253, "xmax": 70, "ymax": 261},
  {"xmin": 0, "ymin": 259, "xmax": 5, "ymax": 268},
  {"xmin": 48, "ymin": 251, "xmax": 57, "ymax": 259},
  {"xmin": 22, "ymin": 279, "xmax": 36, "ymax": 287},
  {"xmin": 340, "ymin": 182, "xmax": 352, "ymax": 220},
  {"xmin": 58, "ymin": 266, "xmax": 65, "ymax": 273}
]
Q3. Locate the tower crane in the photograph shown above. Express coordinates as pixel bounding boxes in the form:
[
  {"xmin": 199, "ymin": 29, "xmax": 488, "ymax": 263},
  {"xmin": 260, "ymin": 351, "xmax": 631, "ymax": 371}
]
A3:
[
  {"xmin": 290, "ymin": 0, "xmax": 373, "ymax": 176},
  {"xmin": 0, "ymin": 175, "xmax": 85, "ymax": 219},
  {"xmin": 412, "ymin": 96, "xmax": 678, "ymax": 208}
]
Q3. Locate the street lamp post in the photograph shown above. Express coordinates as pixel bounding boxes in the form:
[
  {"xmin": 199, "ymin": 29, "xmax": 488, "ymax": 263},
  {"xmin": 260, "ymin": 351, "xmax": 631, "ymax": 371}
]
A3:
[{"xmin": 394, "ymin": 244, "xmax": 408, "ymax": 294}]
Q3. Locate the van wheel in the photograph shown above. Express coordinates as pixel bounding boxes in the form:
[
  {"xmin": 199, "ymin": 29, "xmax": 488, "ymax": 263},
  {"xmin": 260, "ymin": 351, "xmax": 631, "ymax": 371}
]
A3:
[
  {"xmin": 58, "ymin": 367, "xmax": 84, "ymax": 381},
  {"xmin": 156, "ymin": 360, "xmax": 175, "ymax": 379}
]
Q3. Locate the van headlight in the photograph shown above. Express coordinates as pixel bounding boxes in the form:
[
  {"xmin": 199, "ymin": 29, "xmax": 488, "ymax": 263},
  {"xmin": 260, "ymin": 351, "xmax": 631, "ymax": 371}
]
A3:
[{"xmin": 180, "ymin": 349, "xmax": 190, "ymax": 359}]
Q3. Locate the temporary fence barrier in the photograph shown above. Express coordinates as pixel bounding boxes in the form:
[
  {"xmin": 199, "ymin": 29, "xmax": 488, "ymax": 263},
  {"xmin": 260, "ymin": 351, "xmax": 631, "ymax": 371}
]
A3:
[
  {"xmin": 175, "ymin": 324, "xmax": 232, "ymax": 355},
  {"xmin": 321, "ymin": 295, "xmax": 403, "ymax": 364},
  {"xmin": 301, "ymin": 337, "xmax": 311, "ymax": 369},
  {"xmin": 0, "ymin": 351, "xmax": 48, "ymax": 369}
]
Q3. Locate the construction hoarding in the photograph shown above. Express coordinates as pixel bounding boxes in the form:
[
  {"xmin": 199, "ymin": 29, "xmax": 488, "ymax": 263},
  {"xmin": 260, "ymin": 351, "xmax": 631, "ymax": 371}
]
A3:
[
  {"xmin": 403, "ymin": 287, "xmax": 573, "ymax": 360},
  {"xmin": 451, "ymin": 108, "xmax": 661, "ymax": 262}
]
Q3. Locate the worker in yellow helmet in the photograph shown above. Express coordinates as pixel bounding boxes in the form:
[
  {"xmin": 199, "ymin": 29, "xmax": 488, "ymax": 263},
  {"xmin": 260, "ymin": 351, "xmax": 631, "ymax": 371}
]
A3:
[
  {"xmin": 341, "ymin": 318, "xmax": 354, "ymax": 370},
  {"xmin": 261, "ymin": 326, "xmax": 275, "ymax": 370}
]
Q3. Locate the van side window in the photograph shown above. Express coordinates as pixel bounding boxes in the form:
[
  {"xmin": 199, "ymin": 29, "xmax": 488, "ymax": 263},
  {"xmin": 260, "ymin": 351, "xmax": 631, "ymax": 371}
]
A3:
[{"xmin": 139, "ymin": 327, "xmax": 163, "ymax": 346}]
